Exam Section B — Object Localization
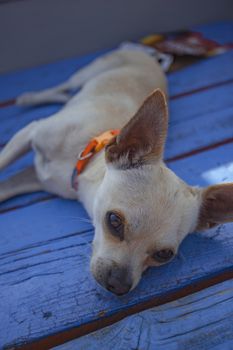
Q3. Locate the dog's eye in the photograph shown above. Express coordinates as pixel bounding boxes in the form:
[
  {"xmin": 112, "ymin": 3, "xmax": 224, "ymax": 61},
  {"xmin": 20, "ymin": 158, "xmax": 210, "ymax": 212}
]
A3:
[
  {"xmin": 153, "ymin": 249, "xmax": 174, "ymax": 263},
  {"xmin": 106, "ymin": 211, "xmax": 124, "ymax": 240}
]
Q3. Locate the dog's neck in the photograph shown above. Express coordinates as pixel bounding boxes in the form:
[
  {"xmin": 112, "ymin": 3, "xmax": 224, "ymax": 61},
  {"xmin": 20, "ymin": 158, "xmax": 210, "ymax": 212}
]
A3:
[{"xmin": 76, "ymin": 150, "xmax": 106, "ymax": 218}]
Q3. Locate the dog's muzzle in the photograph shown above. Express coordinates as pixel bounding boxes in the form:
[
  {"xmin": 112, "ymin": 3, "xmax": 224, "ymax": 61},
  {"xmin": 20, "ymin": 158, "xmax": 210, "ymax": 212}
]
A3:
[{"xmin": 105, "ymin": 266, "xmax": 132, "ymax": 296}]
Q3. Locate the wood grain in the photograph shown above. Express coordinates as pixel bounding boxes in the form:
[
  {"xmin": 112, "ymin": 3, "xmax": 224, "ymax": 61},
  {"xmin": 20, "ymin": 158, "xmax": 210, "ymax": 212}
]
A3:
[{"xmin": 53, "ymin": 279, "xmax": 233, "ymax": 350}]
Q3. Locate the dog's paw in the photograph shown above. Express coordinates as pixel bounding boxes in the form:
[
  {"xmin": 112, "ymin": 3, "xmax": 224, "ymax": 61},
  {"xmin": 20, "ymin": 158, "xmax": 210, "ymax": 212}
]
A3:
[
  {"xmin": 16, "ymin": 90, "xmax": 70, "ymax": 106},
  {"xmin": 16, "ymin": 92, "xmax": 39, "ymax": 106}
]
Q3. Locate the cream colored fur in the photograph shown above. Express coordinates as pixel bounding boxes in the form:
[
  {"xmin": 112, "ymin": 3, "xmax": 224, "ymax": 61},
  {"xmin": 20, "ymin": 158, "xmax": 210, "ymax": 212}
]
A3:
[{"xmin": 0, "ymin": 49, "xmax": 232, "ymax": 295}]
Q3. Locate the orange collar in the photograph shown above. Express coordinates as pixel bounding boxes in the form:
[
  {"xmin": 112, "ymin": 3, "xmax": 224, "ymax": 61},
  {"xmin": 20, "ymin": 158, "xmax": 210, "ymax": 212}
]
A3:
[{"xmin": 72, "ymin": 129, "xmax": 120, "ymax": 190}]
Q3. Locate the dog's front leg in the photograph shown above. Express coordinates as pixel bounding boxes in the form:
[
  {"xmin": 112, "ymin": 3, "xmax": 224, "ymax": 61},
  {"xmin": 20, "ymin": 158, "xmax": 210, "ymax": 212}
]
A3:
[
  {"xmin": 16, "ymin": 50, "xmax": 124, "ymax": 107},
  {"xmin": 16, "ymin": 82, "xmax": 71, "ymax": 107}
]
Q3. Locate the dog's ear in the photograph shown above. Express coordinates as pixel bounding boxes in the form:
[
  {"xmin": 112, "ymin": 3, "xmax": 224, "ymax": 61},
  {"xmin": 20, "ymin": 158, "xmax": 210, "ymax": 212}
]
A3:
[
  {"xmin": 197, "ymin": 183, "xmax": 233, "ymax": 230},
  {"xmin": 105, "ymin": 89, "xmax": 168, "ymax": 169}
]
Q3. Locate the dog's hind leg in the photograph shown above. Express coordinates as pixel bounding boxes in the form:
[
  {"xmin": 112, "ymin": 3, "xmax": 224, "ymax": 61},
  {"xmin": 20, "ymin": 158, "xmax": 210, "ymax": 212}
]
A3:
[
  {"xmin": 0, "ymin": 166, "xmax": 42, "ymax": 203},
  {"xmin": 17, "ymin": 51, "xmax": 124, "ymax": 107},
  {"xmin": 0, "ymin": 122, "xmax": 36, "ymax": 171}
]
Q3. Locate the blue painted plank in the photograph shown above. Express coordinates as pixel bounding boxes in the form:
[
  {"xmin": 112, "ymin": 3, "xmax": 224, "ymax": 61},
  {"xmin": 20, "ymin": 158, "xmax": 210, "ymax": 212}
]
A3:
[
  {"xmin": 0, "ymin": 23, "xmax": 232, "ymax": 102},
  {"xmin": 168, "ymin": 50, "xmax": 233, "ymax": 97},
  {"xmin": 169, "ymin": 81, "xmax": 233, "ymax": 126},
  {"xmin": 0, "ymin": 142, "xmax": 233, "ymax": 348},
  {"xmin": 169, "ymin": 142, "xmax": 233, "ymax": 187},
  {"xmin": 0, "ymin": 190, "xmax": 52, "ymax": 214},
  {"xmin": 166, "ymin": 106, "xmax": 233, "ymax": 159},
  {"xmin": 0, "ymin": 198, "xmax": 91, "ymax": 255},
  {"xmin": 194, "ymin": 21, "xmax": 233, "ymax": 44},
  {"xmin": 53, "ymin": 278, "xmax": 233, "ymax": 350}
]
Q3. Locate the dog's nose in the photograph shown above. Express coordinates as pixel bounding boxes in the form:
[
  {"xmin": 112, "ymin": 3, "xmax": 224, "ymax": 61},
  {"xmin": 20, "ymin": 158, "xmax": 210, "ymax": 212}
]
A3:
[{"xmin": 106, "ymin": 266, "xmax": 132, "ymax": 295}]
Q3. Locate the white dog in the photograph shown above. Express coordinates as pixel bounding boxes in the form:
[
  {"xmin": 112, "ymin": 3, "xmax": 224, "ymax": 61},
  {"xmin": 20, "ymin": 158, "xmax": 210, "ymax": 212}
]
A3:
[{"xmin": 0, "ymin": 49, "xmax": 233, "ymax": 295}]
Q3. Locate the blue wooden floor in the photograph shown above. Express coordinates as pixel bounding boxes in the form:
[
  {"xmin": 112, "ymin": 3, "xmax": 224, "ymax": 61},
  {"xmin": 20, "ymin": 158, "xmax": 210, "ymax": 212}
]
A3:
[
  {"xmin": 0, "ymin": 21, "xmax": 233, "ymax": 350},
  {"xmin": 53, "ymin": 279, "xmax": 233, "ymax": 350}
]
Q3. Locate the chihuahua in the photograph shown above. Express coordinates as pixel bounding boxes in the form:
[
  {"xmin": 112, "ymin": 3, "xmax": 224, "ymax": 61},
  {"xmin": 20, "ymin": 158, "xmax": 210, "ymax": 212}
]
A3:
[{"xmin": 0, "ymin": 49, "xmax": 233, "ymax": 295}]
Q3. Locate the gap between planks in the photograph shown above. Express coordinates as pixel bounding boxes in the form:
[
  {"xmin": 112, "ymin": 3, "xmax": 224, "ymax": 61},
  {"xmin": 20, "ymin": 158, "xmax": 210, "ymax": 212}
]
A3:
[{"xmin": 0, "ymin": 194, "xmax": 56, "ymax": 215}]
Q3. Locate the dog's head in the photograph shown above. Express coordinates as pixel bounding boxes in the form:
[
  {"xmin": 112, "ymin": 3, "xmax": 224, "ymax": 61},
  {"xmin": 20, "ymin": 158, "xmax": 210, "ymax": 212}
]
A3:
[{"xmin": 91, "ymin": 89, "xmax": 233, "ymax": 295}]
